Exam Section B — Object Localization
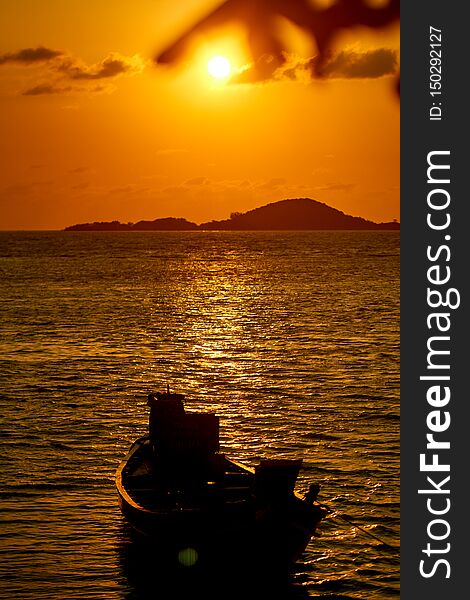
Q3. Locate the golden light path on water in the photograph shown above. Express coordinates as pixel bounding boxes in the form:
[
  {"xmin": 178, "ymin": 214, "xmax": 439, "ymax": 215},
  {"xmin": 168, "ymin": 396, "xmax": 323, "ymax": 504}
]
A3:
[{"xmin": 0, "ymin": 231, "xmax": 399, "ymax": 599}]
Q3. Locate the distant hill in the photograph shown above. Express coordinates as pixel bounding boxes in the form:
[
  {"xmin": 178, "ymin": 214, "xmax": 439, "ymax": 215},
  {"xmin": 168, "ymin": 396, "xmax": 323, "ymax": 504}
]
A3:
[
  {"xmin": 65, "ymin": 199, "xmax": 399, "ymax": 231},
  {"xmin": 199, "ymin": 198, "xmax": 399, "ymax": 230}
]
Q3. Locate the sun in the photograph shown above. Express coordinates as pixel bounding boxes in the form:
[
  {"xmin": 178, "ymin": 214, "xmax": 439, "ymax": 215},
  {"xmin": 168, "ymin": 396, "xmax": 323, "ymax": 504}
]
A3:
[{"xmin": 207, "ymin": 55, "xmax": 231, "ymax": 79}]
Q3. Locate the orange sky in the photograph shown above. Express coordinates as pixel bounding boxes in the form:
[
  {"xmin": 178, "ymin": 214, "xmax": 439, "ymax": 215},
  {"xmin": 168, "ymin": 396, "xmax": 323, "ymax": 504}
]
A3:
[{"xmin": 0, "ymin": 1, "xmax": 399, "ymax": 230}]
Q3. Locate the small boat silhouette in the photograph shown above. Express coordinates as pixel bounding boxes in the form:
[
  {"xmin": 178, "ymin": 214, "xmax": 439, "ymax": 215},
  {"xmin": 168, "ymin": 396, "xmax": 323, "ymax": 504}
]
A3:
[{"xmin": 116, "ymin": 389, "xmax": 326, "ymax": 564}]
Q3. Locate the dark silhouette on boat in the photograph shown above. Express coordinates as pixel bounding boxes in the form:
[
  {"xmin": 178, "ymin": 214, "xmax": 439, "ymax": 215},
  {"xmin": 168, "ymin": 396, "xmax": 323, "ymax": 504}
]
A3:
[{"xmin": 116, "ymin": 389, "xmax": 326, "ymax": 567}]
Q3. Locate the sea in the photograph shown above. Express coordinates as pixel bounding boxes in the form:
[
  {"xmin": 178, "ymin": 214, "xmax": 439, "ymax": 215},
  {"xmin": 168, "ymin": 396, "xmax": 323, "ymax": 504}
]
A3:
[{"xmin": 0, "ymin": 231, "xmax": 400, "ymax": 599}]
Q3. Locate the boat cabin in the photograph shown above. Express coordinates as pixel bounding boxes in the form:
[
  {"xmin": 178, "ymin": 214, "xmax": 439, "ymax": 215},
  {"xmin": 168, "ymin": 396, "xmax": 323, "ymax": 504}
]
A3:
[
  {"xmin": 146, "ymin": 391, "xmax": 307, "ymax": 503},
  {"xmin": 147, "ymin": 391, "xmax": 220, "ymax": 480}
]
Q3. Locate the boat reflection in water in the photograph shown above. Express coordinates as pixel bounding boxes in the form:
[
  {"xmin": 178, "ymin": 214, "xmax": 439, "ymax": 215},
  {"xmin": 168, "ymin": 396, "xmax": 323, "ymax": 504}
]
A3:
[
  {"xmin": 117, "ymin": 519, "xmax": 313, "ymax": 599},
  {"xmin": 115, "ymin": 389, "xmax": 326, "ymax": 587}
]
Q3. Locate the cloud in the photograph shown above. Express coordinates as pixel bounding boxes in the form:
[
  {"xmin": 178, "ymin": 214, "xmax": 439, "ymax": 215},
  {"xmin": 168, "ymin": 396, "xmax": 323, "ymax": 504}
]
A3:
[
  {"xmin": 0, "ymin": 46, "xmax": 64, "ymax": 66},
  {"xmin": 231, "ymin": 55, "xmax": 282, "ymax": 84},
  {"xmin": 107, "ymin": 184, "xmax": 151, "ymax": 196},
  {"xmin": 184, "ymin": 177, "xmax": 210, "ymax": 186},
  {"xmin": 2, "ymin": 180, "xmax": 54, "ymax": 195},
  {"xmin": 2, "ymin": 183, "xmax": 34, "ymax": 195},
  {"xmin": 69, "ymin": 167, "xmax": 89, "ymax": 174},
  {"xmin": 315, "ymin": 183, "xmax": 355, "ymax": 192},
  {"xmin": 22, "ymin": 83, "xmax": 74, "ymax": 96},
  {"xmin": 1, "ymin": 46, "xmax": 146, "ymax": 97},
  {"xmin": 162, "ymin": 185, "xmax": 191, "ymax": 196},
  {"xmin": 57, "ymin": 53, "xmax": 144, "ymax": 80},
  {"xmin": 162, "ymin": 177, "xmax": 289, "ymax": 195},
  {"xmin": 232, "ymin": 48, "xmax": 398, "ymax": 84},
  {"xmin": 256, "ymin": 177, "xmax": 287, "ymax": 191},
  {"xmin": 71, "ymin": 182, "xmax": 91, "ymax": 191},
  {"xmin": 22, "ymin": 82, "xmax": 112, "ymax": 96},
  {"xmin": 317, "ymin": 48, "xmax": 398, "ymax": 79}
]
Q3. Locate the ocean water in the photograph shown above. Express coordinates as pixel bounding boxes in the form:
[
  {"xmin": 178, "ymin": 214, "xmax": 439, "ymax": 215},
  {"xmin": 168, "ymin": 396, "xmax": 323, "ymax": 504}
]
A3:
[{"xmin": 0, "ymin": 231, "xmax": 399, "ymax": 599}]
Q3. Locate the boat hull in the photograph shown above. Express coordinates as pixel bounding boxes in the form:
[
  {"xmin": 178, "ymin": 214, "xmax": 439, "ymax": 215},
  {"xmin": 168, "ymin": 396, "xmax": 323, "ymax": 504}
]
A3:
[{"xmin": 116, "ymin": 436, "xmax": 324, "ymax": 563}]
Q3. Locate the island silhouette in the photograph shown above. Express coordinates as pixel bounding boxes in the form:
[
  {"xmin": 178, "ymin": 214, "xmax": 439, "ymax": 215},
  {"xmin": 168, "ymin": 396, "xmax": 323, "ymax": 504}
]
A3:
[{"xmin": 64, "ymin": 198, "xmax": 399, "ymax": 231}]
